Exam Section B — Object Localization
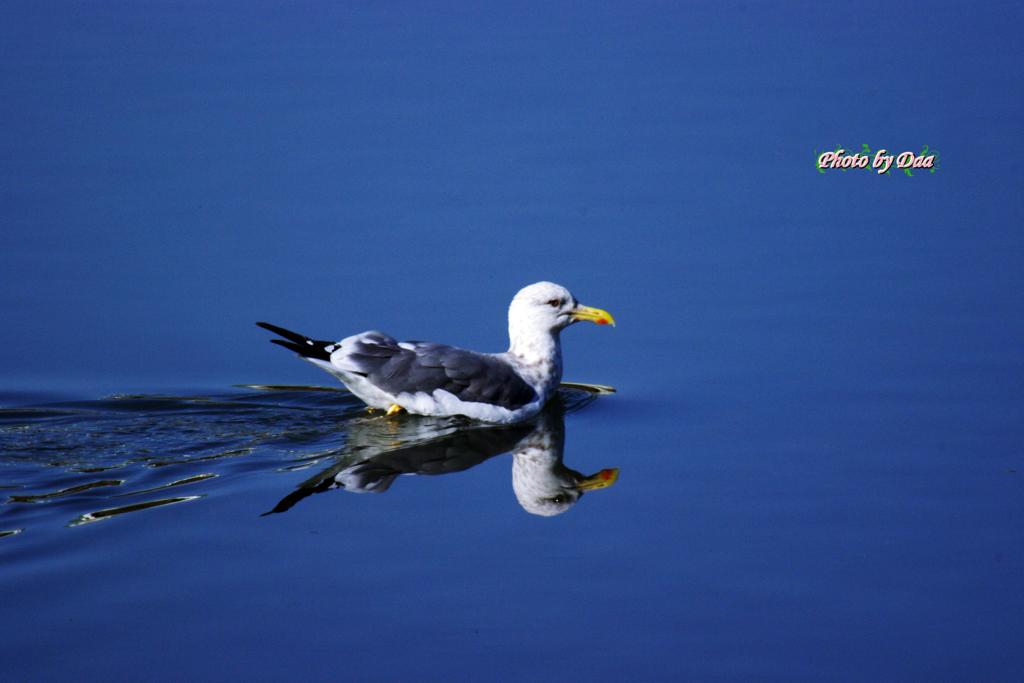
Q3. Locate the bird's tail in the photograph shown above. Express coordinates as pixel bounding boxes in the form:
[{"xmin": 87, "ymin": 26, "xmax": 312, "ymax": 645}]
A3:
[{"xmin": 256, "ymin": 322, "xmax": 334, "ymax": 361}]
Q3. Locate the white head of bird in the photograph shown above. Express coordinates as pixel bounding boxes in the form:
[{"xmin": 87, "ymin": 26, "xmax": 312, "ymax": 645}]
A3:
[{"xmin": 506, "ymin": 282, "xmax": 615, "ymax": 364}]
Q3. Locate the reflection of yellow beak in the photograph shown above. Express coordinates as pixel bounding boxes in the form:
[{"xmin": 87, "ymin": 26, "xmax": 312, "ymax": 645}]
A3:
[
  {"xmin": 571, "ymin": 305, "xmax": 616, "ymax": 326},
  {"xmin": 575, "ymin": 468, "xmax": 619, "ymax": 491}
]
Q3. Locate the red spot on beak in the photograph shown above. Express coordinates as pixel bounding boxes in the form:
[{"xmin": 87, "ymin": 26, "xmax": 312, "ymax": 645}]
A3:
[{"xmin": 597, "ymin": 318, "xmax": 608, "ymax": 325}]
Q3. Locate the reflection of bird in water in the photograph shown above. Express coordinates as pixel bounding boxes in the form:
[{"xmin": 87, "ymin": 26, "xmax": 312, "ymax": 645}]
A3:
[
  {"xmin": 509, "ymin": 405, "xmax": 617, "ymax": 516},
  {"xmin": 265, "ymin": 395, "xmax": 617, "ymax": 517},
  {"xmin": 257, "ymin": 281, "xmax": 614, "ymax": 423}
]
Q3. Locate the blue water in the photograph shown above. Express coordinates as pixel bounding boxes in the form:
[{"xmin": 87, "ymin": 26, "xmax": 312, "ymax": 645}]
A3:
[{"xmin": 3, "ymin": 2, "xmax": 1023, "ymax": 681}]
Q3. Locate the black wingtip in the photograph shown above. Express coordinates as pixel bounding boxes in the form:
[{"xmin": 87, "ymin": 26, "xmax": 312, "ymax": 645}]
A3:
[
  {"xmin": 257, "ymin": 321, "xmax": 333, "ymax": 361},
  {"xmin": 268, "ymin": 338, "xmax": 311, "ymax": 356},
  {"xmin": 256, "ymin": 321, "xmax": 307, "ymax": 343}
]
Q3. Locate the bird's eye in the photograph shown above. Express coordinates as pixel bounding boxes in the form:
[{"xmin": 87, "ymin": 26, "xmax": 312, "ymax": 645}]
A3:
[
  {"xmin": 552, "ymin": 494, "xmax": 567, "ymax": 504},
  {"xmin": 546, "ymin": 298, "xmax": 561, "ymax": 308}
]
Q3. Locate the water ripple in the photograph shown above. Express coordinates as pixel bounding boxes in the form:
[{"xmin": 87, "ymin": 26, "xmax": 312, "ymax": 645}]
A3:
[
  {"xmin": 9, "ymin": 479, "xmax": 125, "ymax": 503},
  {"xmin": 69, "ymin": 496, "xmax": 203, "ymax": 527},
  {"xmin": 0, "ymin": 384, "xmax": 610, "ymax": 534}
]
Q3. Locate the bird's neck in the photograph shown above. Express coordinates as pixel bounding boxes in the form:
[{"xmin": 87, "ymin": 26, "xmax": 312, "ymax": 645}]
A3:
[{"xmin": 508, "ymin": 327, "xmax": 563, "ymax": 376}]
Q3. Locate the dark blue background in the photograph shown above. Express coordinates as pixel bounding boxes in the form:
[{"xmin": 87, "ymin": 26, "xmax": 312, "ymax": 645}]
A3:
[
  {"xmin": 4, "ymin": 2, "xmax": 1018, "ymax": 392},
  {"xmin": 2, "ymin": 2, "xmax": 1022, "ymax": 681}
]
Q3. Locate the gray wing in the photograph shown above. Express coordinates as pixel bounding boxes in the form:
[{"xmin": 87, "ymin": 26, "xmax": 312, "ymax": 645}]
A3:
[{"xmin": 342, "ymin": 333, "xmax": 537, "ymax": 410}]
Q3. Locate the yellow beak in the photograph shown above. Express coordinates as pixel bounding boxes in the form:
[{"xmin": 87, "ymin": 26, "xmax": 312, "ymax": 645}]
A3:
[
  {"xmin": 575, "ymin": 468, "xmax": 619, "ymax": 491},
  {"xmin": 571, "ymin": 305, "xmax": 616, "ymax": 326}
]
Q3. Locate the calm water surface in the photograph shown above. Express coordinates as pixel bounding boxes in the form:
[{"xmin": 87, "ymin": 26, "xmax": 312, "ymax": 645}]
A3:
[
  {"xmin": 3, "ymin": 335, "xmax": 1022, "ymax": 681},
  {"xmin": 2, "ymin": 3, "xmax": 1023, "ymax": 681}
]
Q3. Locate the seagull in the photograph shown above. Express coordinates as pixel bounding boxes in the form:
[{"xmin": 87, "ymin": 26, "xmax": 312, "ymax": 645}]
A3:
[{"xmin": 257, "ymin": 281, "xmax": 614, "ymax": 424}]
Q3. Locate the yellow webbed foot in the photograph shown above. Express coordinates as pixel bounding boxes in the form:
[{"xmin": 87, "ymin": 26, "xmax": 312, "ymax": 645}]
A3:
[{"xmin": 385, "ymin": 404, "xmax": 404, "ymax": 417}]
